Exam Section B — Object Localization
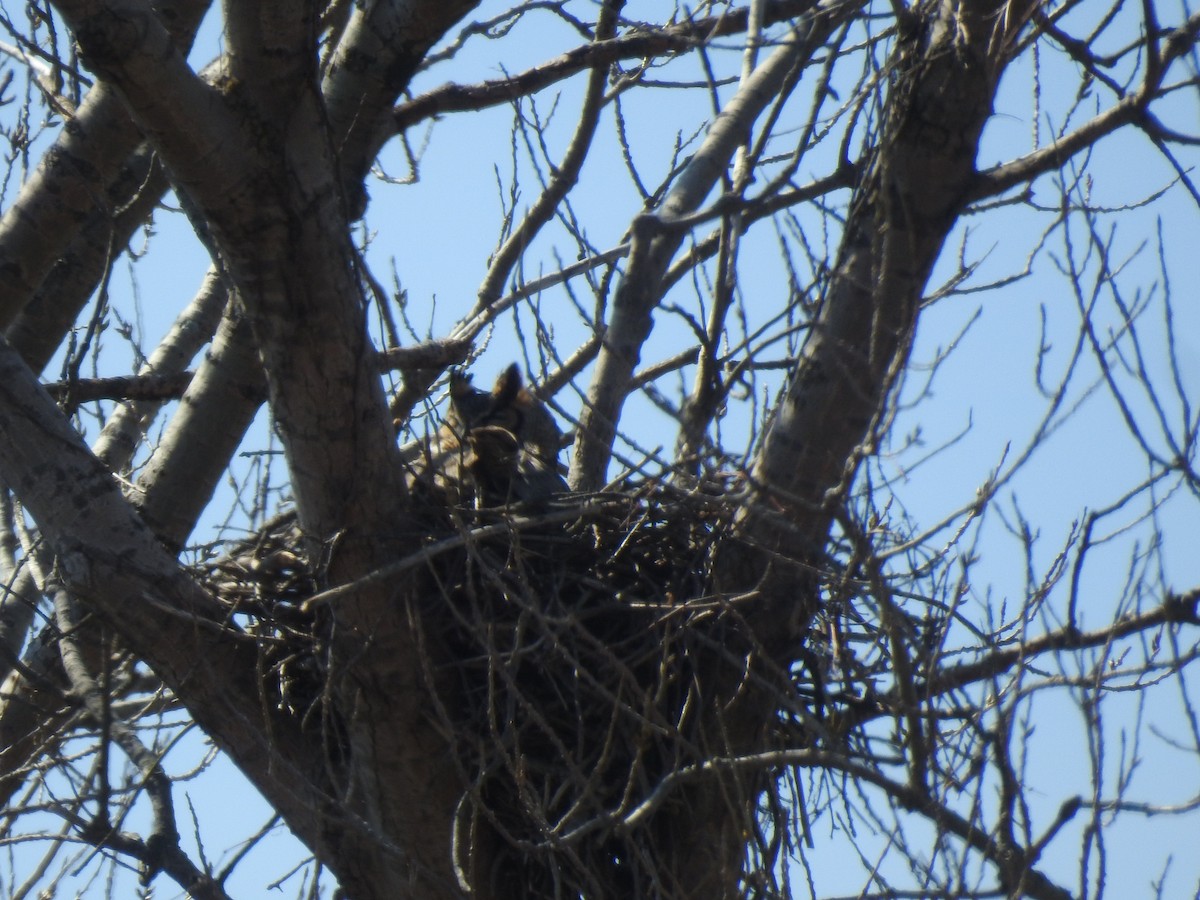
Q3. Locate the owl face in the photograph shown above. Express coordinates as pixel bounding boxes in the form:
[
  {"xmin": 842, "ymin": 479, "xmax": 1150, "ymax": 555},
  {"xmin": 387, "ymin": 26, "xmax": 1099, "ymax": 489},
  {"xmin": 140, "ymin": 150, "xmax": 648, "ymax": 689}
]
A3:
[
  {"xmin": 447, "ymin": 364, "xmax": 562, "ymax": 464},
  {"xmin": 423, "ymin": 364, "xmax": 567, "ymax": 506}
]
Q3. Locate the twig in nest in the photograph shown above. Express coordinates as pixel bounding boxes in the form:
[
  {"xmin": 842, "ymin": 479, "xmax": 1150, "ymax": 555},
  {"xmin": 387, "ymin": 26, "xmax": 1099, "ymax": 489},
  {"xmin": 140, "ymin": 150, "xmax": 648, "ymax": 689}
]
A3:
[{"xmin": 299, "ymin": 498, "xmax": 624, "ymax": 613}]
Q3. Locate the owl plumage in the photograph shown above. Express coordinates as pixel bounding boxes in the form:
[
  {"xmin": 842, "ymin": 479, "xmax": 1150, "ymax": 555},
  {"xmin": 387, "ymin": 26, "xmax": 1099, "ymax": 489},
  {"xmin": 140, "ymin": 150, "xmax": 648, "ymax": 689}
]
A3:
[{"xmin": 410, "ymin": 364, "xmax": 567, "ymax": 507}]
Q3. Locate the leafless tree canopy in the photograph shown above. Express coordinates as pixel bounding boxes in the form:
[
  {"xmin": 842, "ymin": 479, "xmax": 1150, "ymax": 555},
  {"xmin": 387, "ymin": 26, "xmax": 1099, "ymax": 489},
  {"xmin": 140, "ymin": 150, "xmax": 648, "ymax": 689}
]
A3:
[{"xmin": 0, "ymin": 0, "xmax": 1198, "ymax": 897}]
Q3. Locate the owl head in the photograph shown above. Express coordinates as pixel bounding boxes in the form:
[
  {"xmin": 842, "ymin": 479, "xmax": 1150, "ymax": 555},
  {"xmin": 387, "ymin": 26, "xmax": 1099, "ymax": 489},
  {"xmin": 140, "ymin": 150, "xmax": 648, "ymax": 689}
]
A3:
[{"xmin": 440, "ymin": 364, "xmax": 566, "ymax": 505}]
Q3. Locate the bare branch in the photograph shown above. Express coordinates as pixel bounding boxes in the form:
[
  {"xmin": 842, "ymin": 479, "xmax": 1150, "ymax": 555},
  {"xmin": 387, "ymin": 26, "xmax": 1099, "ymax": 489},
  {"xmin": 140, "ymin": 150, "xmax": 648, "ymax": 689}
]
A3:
[{"xmin": 571, "ymin": 2, "xmax": 854, "ymax": 489}]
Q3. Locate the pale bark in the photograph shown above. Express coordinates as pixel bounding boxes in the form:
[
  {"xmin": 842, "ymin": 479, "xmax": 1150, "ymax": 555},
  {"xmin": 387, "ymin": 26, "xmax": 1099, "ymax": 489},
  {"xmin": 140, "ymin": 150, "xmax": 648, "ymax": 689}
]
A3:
[
  {"xmin": 6, "ymin": 147, "xmax": 171, "ymax": 372},
  {"xmin": 132, "ymin": 292, "xmax": 267, "ymax": 547},
  {"xmin": 743, "ymin": 0, "xmax": 1037, "ymax": 630},
  {"xmin": 569, "ymin": 0, "xmax": 855, "ymax": 491},
  {"xmin": 92, "ymin": 268, "xmax": 229, "ymax": 475},
  {"xmin": 0, "ymin": 338, "xmax": 340, "ymax": 866},
  {"xmin": 658, "ymin": 1, "xmax": 1047, "ymax": 894},
  {"xmin": 0, "ymin": 0, "xmax": 208, "ymax": 342},
  {"xmin": 322, "ymin": 0, "xmax": 482, "ymax": 213},
  {"xmin": 45, "ymin": 2, "xmax": 479, "ymax": 893}
]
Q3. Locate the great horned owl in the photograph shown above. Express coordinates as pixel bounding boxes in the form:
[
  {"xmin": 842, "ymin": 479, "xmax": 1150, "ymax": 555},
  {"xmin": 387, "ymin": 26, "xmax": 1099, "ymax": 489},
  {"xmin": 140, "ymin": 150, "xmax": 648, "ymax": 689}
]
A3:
[{"xmin": 410, "ymin": 364, "xmax": 567, "ymax": 507}]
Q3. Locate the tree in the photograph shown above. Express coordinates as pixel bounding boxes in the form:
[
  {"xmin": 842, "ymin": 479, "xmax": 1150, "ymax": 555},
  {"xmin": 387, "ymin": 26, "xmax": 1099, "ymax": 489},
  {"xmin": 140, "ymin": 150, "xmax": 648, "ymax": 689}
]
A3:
[{"xmin": 0, "ymin": 0, "xmax": 1198, "ymax": 896}]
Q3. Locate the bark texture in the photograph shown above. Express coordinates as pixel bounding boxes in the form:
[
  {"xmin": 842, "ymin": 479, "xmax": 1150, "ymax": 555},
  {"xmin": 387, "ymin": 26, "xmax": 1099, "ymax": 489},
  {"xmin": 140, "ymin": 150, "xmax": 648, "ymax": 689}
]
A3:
[{"xmin": 665, "ymin": 2, "xmax": 1037, "ymax": 893}]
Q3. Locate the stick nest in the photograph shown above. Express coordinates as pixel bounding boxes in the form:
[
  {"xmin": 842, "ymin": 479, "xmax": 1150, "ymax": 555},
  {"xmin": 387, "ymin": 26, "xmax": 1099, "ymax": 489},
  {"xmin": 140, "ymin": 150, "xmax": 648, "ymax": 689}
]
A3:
[{"xmin": 195, "ymin": 481, "xmax": 756, "ymax": 894}]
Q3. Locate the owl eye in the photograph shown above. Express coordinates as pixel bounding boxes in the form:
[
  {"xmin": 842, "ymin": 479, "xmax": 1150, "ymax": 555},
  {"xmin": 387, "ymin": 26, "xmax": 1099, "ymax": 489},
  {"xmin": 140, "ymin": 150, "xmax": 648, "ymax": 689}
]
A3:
[
  {"xmin": 483, "ymin": 403, "xmax": 525, "ymax": 436},
  {"xmin": 413, "ymin": 363, "xmax": 565, "ymax": 507}
]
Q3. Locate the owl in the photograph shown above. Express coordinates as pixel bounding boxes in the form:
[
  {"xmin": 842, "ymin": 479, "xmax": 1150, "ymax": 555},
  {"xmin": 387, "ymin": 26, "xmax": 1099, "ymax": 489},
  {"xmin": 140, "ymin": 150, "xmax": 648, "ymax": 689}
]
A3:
[{"xmin": 410, "ymin": 364, "xmax": 567, "ymax": 507}]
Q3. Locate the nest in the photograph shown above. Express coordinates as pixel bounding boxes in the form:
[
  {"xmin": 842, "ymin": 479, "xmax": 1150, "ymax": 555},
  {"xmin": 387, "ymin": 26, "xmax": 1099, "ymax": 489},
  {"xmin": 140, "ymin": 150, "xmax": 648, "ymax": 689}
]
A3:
[{"xmin": 195, "ymin": 480, "xmax": 753, "ymax": 893}]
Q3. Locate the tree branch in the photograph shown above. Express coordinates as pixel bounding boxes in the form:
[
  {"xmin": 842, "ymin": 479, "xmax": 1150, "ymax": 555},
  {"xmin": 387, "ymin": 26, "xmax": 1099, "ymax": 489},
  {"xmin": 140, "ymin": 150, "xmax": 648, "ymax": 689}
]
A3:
[
  {"xmin": 50, "ymin": 0, "xmax": 253, "ymax": 213},
  {"xmin": 323, "ymin": 0, "xmax": 482, "ymax": 214},
  {"xmin": 43, "ymin": 370, "xmax": 196, "ymax": 403},
  {"xmin": 569, "ymin": 2, "xmax": 852, "ymax": 490},
  {"xmin": 0, "ymin": 332, "xmax": 342, "ymax": 879},
  {"xmin": 969, "ymin": 11, "xmax": 1200, "ymax": 202},
  {"xmin": 737, "ymin": 0, "xmax": 1039, "ymax": 647},
  {"xmin": 391, "ymin": 0, "xmax": 822, "ymax": 134},
  {"xmin": 0, "ymin": 0, "xmax": 208, "ymax": 330}
]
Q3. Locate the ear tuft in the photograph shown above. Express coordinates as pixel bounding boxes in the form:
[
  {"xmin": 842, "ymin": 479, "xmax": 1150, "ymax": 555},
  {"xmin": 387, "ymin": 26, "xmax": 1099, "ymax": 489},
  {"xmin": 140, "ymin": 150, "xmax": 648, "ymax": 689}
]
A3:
[
  {"xmin": 449, "ymin": 370, "xmax": 476, "ymax": 400},
  {"xmin": 492, "ymin": 363, "xmax": 523, "ymax": 405}
]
